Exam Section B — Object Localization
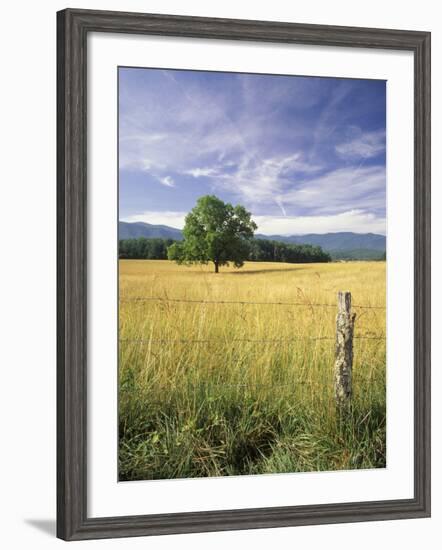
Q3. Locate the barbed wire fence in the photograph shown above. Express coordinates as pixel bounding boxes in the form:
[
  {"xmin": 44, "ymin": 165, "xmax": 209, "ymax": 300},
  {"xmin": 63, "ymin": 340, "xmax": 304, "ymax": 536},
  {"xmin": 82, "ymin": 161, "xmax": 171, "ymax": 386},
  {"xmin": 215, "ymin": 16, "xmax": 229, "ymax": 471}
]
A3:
[
  {"xmin": 119, "ymin": 291, "xmax": 386, "ymax": 409},
  {"xmin": 120, "ymin": 296, "xmax": 385, "ymax": 309}
]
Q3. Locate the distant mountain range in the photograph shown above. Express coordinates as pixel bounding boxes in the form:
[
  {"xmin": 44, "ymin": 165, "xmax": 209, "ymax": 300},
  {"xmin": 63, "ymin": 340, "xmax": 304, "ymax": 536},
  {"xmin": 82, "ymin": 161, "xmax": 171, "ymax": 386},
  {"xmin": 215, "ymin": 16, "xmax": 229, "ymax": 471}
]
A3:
[
  {"xmin": 119, "ymin": 221, "xmax": 183, "ymax": 241},
  {"xmin": 119, "ymin": 221, "xmax": 386, "ymax": 260}
]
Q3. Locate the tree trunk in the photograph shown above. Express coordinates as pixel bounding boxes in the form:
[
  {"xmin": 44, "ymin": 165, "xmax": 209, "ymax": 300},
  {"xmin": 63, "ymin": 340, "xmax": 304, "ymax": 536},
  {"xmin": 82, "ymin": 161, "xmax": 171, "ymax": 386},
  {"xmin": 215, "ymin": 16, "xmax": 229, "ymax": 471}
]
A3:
[{"xmin": 214, "ymin": 261, "xmax": 219, "ymax": 273}]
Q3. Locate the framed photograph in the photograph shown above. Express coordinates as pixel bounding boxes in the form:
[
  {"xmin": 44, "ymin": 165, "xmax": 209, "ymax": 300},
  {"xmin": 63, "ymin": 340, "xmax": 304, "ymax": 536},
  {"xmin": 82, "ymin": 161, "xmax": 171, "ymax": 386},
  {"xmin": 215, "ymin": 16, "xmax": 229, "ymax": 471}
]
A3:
[{"xmin": 57, "ymin": 8, "xmax": 431, "ymax": 541}]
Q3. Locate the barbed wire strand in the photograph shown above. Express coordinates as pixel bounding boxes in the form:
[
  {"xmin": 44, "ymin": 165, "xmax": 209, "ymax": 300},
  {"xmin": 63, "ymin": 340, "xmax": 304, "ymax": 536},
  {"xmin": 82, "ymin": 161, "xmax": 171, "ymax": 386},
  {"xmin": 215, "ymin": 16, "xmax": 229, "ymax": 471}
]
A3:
[
  {"xmin": 119, "ymin": 335, "xmax": 385, "ymax": 344},
  {"xmin": 119, "ymin": 296, "xmax": 385, "ymax": 309}
]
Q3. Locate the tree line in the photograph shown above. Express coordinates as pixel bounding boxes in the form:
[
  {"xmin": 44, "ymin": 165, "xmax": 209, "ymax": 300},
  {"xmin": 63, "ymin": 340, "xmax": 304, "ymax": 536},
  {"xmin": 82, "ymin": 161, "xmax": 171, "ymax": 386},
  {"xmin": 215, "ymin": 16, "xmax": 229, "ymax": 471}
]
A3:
[
  {"xmin": 119, "ymin": 236, "xmax": 331, "ymax": 263},
  {"xmin": 119, "ymin": 237, "xmax": 176, "ymax": 260},
  {"xmin": 249, "ymin": 238, "xmax": 331, "ymax": 263}
]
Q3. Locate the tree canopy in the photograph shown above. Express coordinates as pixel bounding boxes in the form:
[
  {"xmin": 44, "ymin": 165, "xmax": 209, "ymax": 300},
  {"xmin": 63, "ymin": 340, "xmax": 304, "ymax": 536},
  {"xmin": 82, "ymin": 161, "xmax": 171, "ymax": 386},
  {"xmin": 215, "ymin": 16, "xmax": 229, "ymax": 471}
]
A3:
[{"xmin": 167, "ymin": 195, "xmax": 257, "ymax": 273}]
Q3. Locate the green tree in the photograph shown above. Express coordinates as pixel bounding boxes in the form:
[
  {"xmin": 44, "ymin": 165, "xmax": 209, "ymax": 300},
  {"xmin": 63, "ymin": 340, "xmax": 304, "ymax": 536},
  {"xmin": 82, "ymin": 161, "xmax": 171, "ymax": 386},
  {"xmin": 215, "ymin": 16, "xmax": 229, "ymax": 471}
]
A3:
[{"xmin": 167, "ymin": 195, "xmax": 257, "ymax": 273}]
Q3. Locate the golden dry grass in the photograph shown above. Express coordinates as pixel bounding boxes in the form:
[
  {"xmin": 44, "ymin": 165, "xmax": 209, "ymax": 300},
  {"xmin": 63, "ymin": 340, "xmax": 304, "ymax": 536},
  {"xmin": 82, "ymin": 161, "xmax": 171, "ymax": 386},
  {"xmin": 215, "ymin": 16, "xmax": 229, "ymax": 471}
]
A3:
[{"xmin": 119, "ymin": 260, "xmax": 386, "ymax": 480}]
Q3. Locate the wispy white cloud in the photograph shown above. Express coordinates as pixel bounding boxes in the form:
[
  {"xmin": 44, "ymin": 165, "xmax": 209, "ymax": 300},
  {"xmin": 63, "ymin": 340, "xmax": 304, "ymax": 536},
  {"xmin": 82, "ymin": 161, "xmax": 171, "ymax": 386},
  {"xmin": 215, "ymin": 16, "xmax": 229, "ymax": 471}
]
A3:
[
  {"xmin": 158, "ymin": 176, "xmax": 175, "ymax": 187},
  {"xmin": 119, "ymin": 133, "xmax": 167, "ymax": 171},
  {"xmin": 185, "ymin": 167, "xmax": 219, "ymax": 178},
  {"xmin": 185, "ymin": 160, "xmax": 385, "ymax": 218},
  {"xmin": 280, "ymin": 165, "xmax": 386, "ymax": 215},
  {"xmin": 309, "ymin": 81, "xmax": 353, "ymax": 163},
  {"xmin": 185, "ymin": 153, "xmax": 324, "ymax": 211},
  {"xmin": 335, "ymin": 129, "xmax": 386, "ymax": 160}
]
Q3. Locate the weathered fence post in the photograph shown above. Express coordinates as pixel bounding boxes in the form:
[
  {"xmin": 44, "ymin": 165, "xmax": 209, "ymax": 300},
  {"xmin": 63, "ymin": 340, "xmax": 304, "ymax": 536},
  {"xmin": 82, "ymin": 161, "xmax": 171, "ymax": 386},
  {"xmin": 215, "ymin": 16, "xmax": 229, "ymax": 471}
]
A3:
[{"xmin": 334, "ymin": 291, "xmax": 356, "ymax": 413}]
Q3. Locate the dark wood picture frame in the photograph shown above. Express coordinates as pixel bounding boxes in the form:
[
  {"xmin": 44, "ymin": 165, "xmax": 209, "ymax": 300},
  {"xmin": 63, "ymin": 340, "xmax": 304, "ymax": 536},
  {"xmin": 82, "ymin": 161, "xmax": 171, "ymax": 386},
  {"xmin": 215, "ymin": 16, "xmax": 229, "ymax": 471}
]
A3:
[{"xmin": 57, "ymin": 8, "xmax": 431, "ymax": 541}]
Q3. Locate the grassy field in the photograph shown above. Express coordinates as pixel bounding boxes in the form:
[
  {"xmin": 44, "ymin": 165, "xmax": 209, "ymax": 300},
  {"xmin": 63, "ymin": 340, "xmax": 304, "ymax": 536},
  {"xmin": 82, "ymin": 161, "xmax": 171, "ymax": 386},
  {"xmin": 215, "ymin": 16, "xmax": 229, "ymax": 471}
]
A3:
[{"xmin": 119, "ymin": 260, "xmax": 386, "ymax": 481}]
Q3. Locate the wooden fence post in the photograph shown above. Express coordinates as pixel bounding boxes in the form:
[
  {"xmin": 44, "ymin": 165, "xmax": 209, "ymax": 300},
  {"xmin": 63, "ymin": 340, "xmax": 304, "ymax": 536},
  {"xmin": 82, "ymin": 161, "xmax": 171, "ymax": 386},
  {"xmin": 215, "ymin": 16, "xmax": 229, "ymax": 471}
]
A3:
[{"xmin": 334, "ymin": 291, "xmax": 356, "ymax": 412}]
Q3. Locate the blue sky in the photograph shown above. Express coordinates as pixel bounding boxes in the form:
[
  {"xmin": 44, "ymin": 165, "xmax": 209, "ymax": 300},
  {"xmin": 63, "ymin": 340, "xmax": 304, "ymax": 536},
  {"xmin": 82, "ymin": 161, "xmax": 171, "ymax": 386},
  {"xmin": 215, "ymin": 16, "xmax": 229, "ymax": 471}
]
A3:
[{"xmin": 119, "ymin": 67, "xmax": 386, "ymax": 235}]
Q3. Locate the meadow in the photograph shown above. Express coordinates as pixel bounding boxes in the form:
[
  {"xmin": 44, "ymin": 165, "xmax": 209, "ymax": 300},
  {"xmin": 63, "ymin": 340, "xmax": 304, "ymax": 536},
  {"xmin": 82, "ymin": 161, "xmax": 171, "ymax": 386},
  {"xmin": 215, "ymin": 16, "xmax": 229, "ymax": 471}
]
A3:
[{"xmin": 118, "ymin": 260, "xmax": 386, "ymax": 481}]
